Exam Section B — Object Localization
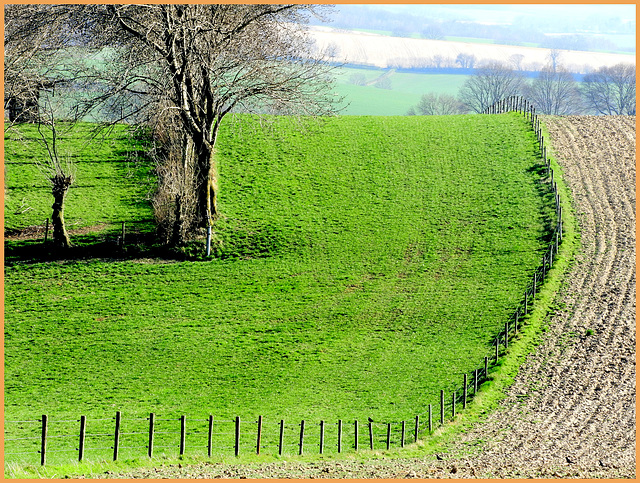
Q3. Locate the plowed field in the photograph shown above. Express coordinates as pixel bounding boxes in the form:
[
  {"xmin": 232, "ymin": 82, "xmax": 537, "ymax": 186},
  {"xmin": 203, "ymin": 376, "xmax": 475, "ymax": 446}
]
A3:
[{"xmin": 74, "ymin": 116, "xmax": 636, "ymax": 479}]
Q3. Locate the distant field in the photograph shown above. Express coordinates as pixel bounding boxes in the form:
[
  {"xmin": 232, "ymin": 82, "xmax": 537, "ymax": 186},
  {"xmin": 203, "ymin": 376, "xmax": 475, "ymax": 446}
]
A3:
[
  {"xmin": 5, "ymin": 114, "xmax": 551, "ymax": 464},
  {"xmin": 333, "ymin": 68, "xmax": 470, "ymax": 115},
  {"xmin": 443, "ymin": 36, "xmax": 497, "ymax": 44}
]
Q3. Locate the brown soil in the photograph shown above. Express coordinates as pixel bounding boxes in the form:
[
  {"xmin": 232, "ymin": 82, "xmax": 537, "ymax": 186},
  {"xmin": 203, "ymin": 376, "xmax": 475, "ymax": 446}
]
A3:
[{"xmin": 75, "ymin": 116, "xmax": 636, "ymax": 479}]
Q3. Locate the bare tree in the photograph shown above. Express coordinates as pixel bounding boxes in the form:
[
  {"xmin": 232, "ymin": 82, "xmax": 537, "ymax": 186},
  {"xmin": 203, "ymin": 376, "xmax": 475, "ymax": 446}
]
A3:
[
  {"xmin": 106, "ymin": 5, "xmax": 338, "ymax": 252},
  {"xmin": 455, "ymin": 53, "xmax": 476, "ymax": 69},
  {"xmin": 581, "ymin": 63, "xmax": 636, "ymax": 115},
  {"xmin": 348, "ymin": 73, "xmax": 367, "ymax": 86},
  {"xmin": 458, "ymin": 62, "xmax": 525, "ymax": 113},
  {"xmin": 547, "ymin": 49, "xmax": 562, "ymax": 72},
  {"xmin": 421, "ymin": 24, "xmax": 444, "ymax": 40},
  {"xmin": 526, "ymin": 65, "xmax": 583, "ymax": 115},
  {"xmin": 4, "ymin": 5, "xmax": 76, "ymax": 125},
  {"xmin": 431, "ymin": 55, "xmax": 449, "ymax": 69},
  {"xmin": 36, "ymin": 107, "xmax": 75, "ymax": 250},
  {"xmin": 410, "ymin": 93, "xmax": 467, "ymax": 115},
  {"xmin": 509, "ymin": 53, "xmax": 525, "ymax": 72}
]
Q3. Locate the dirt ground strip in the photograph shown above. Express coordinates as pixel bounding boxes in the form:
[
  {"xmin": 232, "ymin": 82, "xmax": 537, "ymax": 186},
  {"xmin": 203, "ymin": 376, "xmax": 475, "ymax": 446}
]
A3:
[{"xmin": 79, "ymin": 116, "xmax": 636, "ymax": 479}]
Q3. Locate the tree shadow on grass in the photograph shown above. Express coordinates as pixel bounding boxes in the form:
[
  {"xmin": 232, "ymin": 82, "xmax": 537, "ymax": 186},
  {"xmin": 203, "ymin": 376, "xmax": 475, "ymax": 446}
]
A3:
[
  {"xmin": 4, "ymin": 219, "xmax": 299, "ymax": 266},
  {"xmin": 4, "ymin": 231, "xmax": 175, "ymax": 266}
]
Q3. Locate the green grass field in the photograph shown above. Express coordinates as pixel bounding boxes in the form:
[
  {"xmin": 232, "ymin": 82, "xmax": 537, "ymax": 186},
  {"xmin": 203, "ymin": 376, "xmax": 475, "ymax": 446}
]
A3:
[
  {"xmin": 4, "ymin": 113, "xmax": 553, "ymax": 466},
  {"xmin": 333, "ymin": 68, "xmax": 470, "ymax": 115}
]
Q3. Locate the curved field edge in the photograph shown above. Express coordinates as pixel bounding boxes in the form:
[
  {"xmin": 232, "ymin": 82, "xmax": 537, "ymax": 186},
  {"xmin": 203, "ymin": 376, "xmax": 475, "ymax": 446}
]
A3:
[{"xmin": 3, "ymin": 115, "xmax": 559, "ymax": 478}]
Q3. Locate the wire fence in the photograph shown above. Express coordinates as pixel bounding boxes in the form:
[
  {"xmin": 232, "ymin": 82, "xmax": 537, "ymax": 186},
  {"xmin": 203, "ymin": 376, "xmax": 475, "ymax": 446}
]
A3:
[{"xmin": 5, "ymin": 98, "xmax": 563, "ymax": 467}]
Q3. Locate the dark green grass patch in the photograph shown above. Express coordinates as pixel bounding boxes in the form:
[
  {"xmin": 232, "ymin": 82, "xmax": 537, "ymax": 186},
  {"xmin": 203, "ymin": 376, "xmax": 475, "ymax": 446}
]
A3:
[{"xmin": 4, "ymin": 113, "xmax": 552, "ymax": 465}]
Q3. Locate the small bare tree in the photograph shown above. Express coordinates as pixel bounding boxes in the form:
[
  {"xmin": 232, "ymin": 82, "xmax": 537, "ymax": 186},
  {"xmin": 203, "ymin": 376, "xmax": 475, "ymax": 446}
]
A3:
[
  {"xmin": 410, "ymin": 93, "xmax": 467, "ymax": 115},
  {"xmin": 150, "ymin": 104, "xmax": 199, "ymax": 246},
  {"xmin": 526, "ymin": 65, "xmax": 583, "ymax": 115},
  {"xmin": 36, "ymin": 110, "xmax": 75, "ymax": 250},
  {"xmin": 509, "ymin": 54, "xmax": 525, "ymax": 72},
  {"xmin": 458, "ymin": 61, "xmax": 526, "ymax": 113},
  {"xmin": 455, "ymin": 53, "xmax": 476, "ymax": 69},
  {"xmin": 547, "ymin": 49, "xmax": 562, "ymax": 72}
]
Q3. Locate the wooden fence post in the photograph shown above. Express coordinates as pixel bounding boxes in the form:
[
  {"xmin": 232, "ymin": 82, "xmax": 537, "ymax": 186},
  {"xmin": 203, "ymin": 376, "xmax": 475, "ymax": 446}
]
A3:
[
  {"xmin": 148, "ymin": 413, "xmax": 155, "ymax": 458},
  {"xmin": 180, "ymin": 415, "xmax": 186, "ymax": 456},
  {"xmin": 495, "ymin": 337, "xmax": 499, "ymax": 362},
  {"xmin": 401, "ymin": 421, "xmax": 405, "ymax": 447},
  {"xmin": 299, "ymin": 420, "xmax": 305, "ymax": 455},
  {"xmin": 414, "ymin": 415, "xmax": 419, "ymax": 443},
  {"xmin": 428, "ymin": 404, "xmax": 433, "ymax": 432},
  {"xmin": 121, "ymin": 221, "xmax": 126, "ymax": 248},
  {"xmin": 354, "ymin": 420, "xmax": 358, "ymax": 451},
  {"xmin": 79, "ymin": 415, "xmax": 86, "ymax": 462},
  {"xmin": 319, "ymin": 421, "xmax": 325, "ymax": 454},
  {"xmin": 559, "ymin": 205, "xmax": 563, "ymax": 224},
  {"xmin": 234, "ymin": 416, "xmax": 240, "ymax": 457},
  {"xmin": 40, "ymin": 414, "xmax": 48, "ymax": 466},
  {"xmin": 279, "ymin": 419, "xmax": 284, "ymax": 456},
  {"xmin": 113, "ymin": 411, "xmax": 121, "ymax": 461},
  {"xmin": 386, "ymin": 423, "xmax": 391, "ymax": 450},
  {"xmin": 207, "ymin": 415, "xmax": 213, "ymax": 458},
  {"xmin": 337, "ymin": 419, "xmax": 342, "ymax": 453},
  {"xmin": 440, "ymin": 390, "xmax": 445, "ymax": 425},
  {"xmin": 256, "ymin": 415, "xmax": 263, "ymax": 455}
]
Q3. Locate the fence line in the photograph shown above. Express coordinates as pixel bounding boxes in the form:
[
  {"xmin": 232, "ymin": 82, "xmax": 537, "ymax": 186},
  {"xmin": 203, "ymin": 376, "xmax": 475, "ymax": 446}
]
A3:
[{"xmin": 6, "ymin": 98, "xmax": 563, "ymax": 466}]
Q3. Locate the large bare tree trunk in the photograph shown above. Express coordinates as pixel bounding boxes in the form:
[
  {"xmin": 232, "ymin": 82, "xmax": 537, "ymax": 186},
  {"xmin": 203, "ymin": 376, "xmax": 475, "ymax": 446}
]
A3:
[
  {"xmin": 51, "ymin": 176, "xmax": 72, "ymax": 249},
  {"xmin": 169, "ymin": 134, "xmax": 196, "ymax": 246},
  {"xmin": 194, "ymin": 142, "xmax": 219, "ymax": 256},
  {"xmin": 192, "ymin": 124, "xmax": 220, "ymax": 224},
  {"xmin": 197, "ymin": 147, "xmax": 219, "ymax": 229}
]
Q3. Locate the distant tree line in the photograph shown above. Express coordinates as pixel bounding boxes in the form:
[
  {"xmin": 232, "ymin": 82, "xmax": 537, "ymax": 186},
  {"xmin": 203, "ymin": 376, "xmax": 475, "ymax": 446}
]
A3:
[{"xmin": 407, "ymin": 61, "xmax": 635, "ymax": 116}]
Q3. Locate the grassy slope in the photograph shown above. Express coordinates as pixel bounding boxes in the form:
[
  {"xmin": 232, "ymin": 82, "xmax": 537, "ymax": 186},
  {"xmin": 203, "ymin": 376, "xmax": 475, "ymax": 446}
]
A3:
[{"xmin": 4, "ymin": 113, "xmax": 551, "ymax": 465}]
